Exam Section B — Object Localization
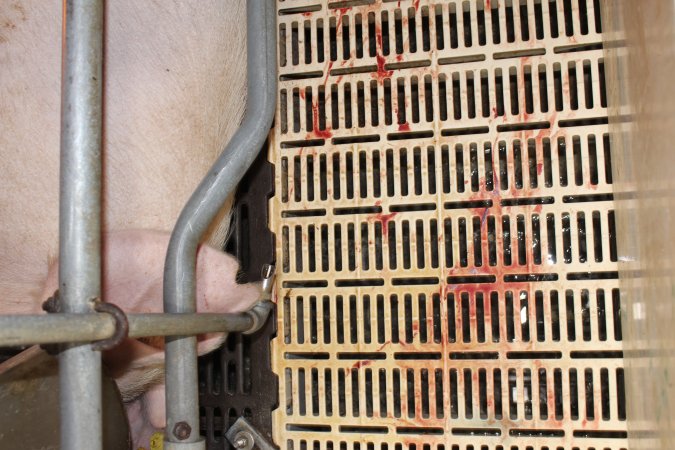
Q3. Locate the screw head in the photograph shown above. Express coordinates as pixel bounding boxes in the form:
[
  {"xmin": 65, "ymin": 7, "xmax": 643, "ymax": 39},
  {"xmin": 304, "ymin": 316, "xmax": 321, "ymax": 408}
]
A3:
[
  {"xmin": 234, "ymin": 437, "xmax": 248, "ymax": 448},
  {"xmin": 232, "ymin": 431, "xmax": 254, "ymax": 449},
  {"xmin": 172, "ymin": 421, "xmax": 192, "ymax": 440}
]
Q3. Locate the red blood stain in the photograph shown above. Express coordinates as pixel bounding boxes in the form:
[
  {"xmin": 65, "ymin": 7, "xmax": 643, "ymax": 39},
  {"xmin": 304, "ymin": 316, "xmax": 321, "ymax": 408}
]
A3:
[
  {"xmin": 447, "ymin": 270, "xmax": 493, "ymax": 300},
  {"xmin": 374, "ymin": 53, "xmax": 393, "ymax": 80},
  {"xmin": 322, "ymin": 60, "xmax": 334, "ymax": 86},
  {"xmin": 492, "ymin": 106, "xmax": 499, "ymax": 118},
  {"xmin": 369, "ymin": 211, "xmax": 398, "ymax": 236},
  {"xmin": 479, "ymin": 206, "xmax": 490, "ymax": 227},
  {"xmin": 375, "ymin": 340, "xmax": 391, "ymax": 352},
  {"xmin": 299, "ymin": 89, "xmax": 305, "ymax": 100},
  {"xmin": 319, "ymin": 8, "xmax": 349, "ymax": 87},
  {"xmin": 396, "ymin": 53, "xmax": 404, "ymax": 62},
  {"xmin": 352, "ymin": 359, "xmax": 372, "ymax": 370},
  {"xmin": 335, "ymin": 7, "xmax": 349, "ymax": 31},
  {"xmin": 302, "ymin": 11, "xmax": 312, "ymax": 17},
  {"xmin": 413, "ymin": 0, "xmax": 421, "ymax": 11},
  {"xmin": 312, "ymin": 128, "xmax": 332, "ymax": 139},
  {"xmin": 297, "ymin": 146, "xmax": 311, "ymax": 158},
  {"xmin": 441, "ymin": 183, "xmax": 551, "ymax": 308},
  {"xmin": 398, "ymin": 122, "xmax": 411, "ymax": 132},
  {"xmin": 372, "ymin": 29, "xmax": 393, "ymax": 81},
  {"xmin": 308, "ymin": 102, "xmax": 333, "ymax": 139}
]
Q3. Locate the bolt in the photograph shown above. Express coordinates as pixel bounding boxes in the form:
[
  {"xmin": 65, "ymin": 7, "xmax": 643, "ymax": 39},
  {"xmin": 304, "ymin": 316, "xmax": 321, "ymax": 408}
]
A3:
[
  {"xmin": 172, "ymin": 421, "xmax": 192, "ymax": 440},
  {"xmin": 233, "ymin": 437, "xmax": 248, "ymax": 448},
  {"xmin": 41, "ymin": 290, "xmax": 62, "ymax": 313},
  {"xmin": 232, "ymin": 431, "xmax": 254, "ymax": 449}
]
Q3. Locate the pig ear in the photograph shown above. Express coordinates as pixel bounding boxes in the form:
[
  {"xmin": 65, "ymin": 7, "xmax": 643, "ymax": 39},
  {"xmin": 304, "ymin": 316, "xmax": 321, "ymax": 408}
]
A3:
[
  {"xmin": 125, "ymin": 384, "xmax": 166, "ymax": 449},
  {"xmin": 103, "ymin": 338, "xmax": 165, "ymax": 401},
  {"xmin": 105, "ymin": 331, "xmax": 229, "ymax": 394},
  {"xmin": 101, "ymin": 338, "xmax": 166, "ymax": 447},
  {"xmin": 125, "ymin": 394, "xmax": 159, "ymax": 449},
  {"xmin": 143, "ymin": 383, "xmax": 167, "ymax": 429}
]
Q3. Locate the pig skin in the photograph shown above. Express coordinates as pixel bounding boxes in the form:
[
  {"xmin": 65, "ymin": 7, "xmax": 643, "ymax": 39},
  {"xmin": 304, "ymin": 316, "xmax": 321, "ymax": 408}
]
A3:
[{"xmin": 0, "ymin": 1, "xmax": 257, "ymax": 448}]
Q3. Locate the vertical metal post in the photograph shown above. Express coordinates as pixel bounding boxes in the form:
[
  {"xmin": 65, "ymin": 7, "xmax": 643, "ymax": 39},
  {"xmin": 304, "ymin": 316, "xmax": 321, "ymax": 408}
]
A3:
[{"xmin": 58, "ymin": 1, "xmax": 104, "ymax": 449}]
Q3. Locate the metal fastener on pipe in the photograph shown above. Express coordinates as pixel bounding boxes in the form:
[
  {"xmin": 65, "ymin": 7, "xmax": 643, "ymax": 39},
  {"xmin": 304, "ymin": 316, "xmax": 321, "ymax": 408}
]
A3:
[
  {"xmin": 58, "ymin": 1, "xmax": 104, "ymax": 449},
  {"xmin": 162, "ymin": 0, "xmax": 277, "ymax": 447}
]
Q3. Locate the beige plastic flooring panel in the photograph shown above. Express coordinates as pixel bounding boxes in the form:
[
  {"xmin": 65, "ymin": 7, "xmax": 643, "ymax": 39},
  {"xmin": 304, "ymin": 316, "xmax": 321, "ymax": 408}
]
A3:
[{"xmin": 269, "ymin": 1, "xmax": 627, "ymax": 449}]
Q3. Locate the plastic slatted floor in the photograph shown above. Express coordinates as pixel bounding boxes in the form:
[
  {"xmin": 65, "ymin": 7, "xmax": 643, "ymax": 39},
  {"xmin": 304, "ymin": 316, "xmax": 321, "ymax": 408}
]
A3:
[{"xmin": 269, "ymin": 1, "xmax": 627, "ymax": 449}]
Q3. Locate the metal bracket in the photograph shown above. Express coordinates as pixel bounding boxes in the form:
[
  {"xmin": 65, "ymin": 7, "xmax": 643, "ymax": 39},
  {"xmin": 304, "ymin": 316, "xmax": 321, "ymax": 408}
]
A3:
[
  {"xmin": 244, "ymin": 301, "xmax": 273, "ymax": 335},
  {"xmin": 259, "ymin": 264, "xmax": 275, "ymax": 301},
  {"xmin": 225, "ymin": 417, "xmax": 276, "ymax": 450},
  {"xmin": 243, "ymin": 264, "xmax": 276, "ymax": 335},
  {"xmin": 40, "ymin": 291, "xmax": 129, "ymax": 352},
  {"xmin": 91, "ymin": 301, "xmax": 129, "ymax": 351}
]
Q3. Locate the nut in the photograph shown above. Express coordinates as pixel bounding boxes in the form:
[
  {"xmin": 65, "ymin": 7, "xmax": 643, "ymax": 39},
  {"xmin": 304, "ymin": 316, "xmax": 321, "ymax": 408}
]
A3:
[{"xmin": 172, "ymin": 421, "xmax": 192, "ymax": 441}]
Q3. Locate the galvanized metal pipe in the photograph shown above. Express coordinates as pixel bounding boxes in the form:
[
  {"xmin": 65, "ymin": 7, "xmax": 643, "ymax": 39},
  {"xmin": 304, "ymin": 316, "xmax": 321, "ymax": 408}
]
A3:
[
  {"xmin": 162, "ymin": 0, "xmax": 276, "ymax": 446},
  {"xmin": 0, "ymin": 314, "xmax": 113, "ymax": 346},
  {"xmin": 58, "ymin": 1, "xmax": 104, "ymax": 449},
  {"xmin": 129, "ymin": 312, "xmax": 254, "ymax": 338},
  {"xmin": 0, "ymin": 313, "xmax": 254, "ymax": 347}
]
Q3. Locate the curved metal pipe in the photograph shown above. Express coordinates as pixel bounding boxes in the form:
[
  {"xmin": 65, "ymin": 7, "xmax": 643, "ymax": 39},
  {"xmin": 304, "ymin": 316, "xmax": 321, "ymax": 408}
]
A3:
[{"xmin": 162, "ymin": 0, "xmax": 276, "ymax": 446}]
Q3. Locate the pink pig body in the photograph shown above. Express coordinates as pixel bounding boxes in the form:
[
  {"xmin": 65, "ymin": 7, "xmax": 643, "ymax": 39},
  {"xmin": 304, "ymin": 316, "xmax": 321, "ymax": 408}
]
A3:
[{"xmin": 0, "ymin": 1, "xmax": 258, "ymax": 447}]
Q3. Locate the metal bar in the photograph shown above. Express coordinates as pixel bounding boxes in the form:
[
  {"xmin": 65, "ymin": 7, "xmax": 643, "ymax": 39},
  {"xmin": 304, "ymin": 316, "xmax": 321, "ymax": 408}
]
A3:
[
  {"xmin": 0, "ymin": 314, "xmax": 113, "ymax": 346},
  {"xmin": 129, "ymin": 313, "xmax": 254, "ymax": 338},
  {"xmin": 58, "ymin": 1, "xmax": 104, "ymax": 449},
  {"xmin": 0, "ymin": 313, "xmax": 254, "ymax": 347},
  {"xmin": 162, "ymin": 0, "xmax": 276, "ymax": 446}
]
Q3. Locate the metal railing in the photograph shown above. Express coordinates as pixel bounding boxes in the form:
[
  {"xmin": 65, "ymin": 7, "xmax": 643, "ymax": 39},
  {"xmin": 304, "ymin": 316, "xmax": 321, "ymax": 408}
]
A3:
[
  {"xmin": 57, "ymin": 2, "xmax": 104, "ymax": 447},
  {"xmin": 0, "ymin": 0, "xmax": 276, "ymax": 449}
]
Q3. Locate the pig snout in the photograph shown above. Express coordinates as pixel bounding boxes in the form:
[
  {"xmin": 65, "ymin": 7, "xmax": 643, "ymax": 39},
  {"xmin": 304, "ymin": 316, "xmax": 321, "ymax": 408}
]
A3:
[{"xmin": 41, "ymin": 230, "xmax": 261, "ymax": 447}]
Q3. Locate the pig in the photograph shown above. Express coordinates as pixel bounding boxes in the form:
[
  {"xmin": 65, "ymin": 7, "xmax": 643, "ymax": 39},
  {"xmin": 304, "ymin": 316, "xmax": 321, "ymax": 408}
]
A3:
[{"xmin": 0, "ymin": 1, "xmax": 258, "ymax": 447}]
